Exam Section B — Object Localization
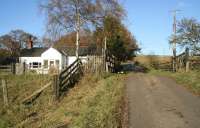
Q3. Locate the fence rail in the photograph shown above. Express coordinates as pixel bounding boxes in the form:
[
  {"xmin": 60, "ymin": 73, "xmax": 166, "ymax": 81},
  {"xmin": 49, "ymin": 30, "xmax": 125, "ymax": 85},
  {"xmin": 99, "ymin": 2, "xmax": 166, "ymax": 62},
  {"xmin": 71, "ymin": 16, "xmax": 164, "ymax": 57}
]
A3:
[
  {"xmin": 193, "ymin": 54, "xmax": 200, "ymax": 56},
  {"xmin": 175, "ymin": 48, "xmax": 190, "ymax": 72},
  {"xmin": 156, "ymin": 61, "xmax": 173, "ymax": 71},
  {"xmin": 53, "ymin": 58, "xmax": 82, "ymax": 100},
  {"xmin": 190, "ymin": 56, "xmax": 200, "ymax": 70},
  {"xmin": 52, "ymin": 50, "xmax": 118, "ymax": 100},
  {"xmin": 0, "ymin": 51, "xmax": 118, "ymax": 103},
  {"xmin": 0, "ymin": 64, "xmax": 15, "ymax": 74},
  {"xmin": 106, "ymin": 50, "xmax": 117, "ymax": 73},
  {"xmin": 82, "ymin": 55, "xmax": 104, "ymax": 73},
  {"xmin": 175, "ymin": 48, "xmax": 200, "ymax": 72}
]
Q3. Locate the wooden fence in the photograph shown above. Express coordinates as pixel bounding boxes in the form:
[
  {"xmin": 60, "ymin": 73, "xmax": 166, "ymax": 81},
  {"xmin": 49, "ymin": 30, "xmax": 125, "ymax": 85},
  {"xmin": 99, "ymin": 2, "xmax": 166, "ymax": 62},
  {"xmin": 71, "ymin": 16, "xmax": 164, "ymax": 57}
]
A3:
[
  {"xmin": 53, "ymin": 58, "xmax": 82, "ymax": 100},
  {"xmin": 0, "ymin": 63, "xmax": 16, "ymax": 74},
  {"xmin": 0, "ymin": 51, "xmax": 118, "ymax": 104},
  {"xmin": 190, "ymin": 54, "xmax": 200, "ymax": 70},
  {"xmin": 176, "ymin": 48, "xmax": 200, "ymax": 72},
  {"xmin": 155, "ymin": 61, "xmax": 173, "ymax": 71},
  {"xmin": 176, "ymin": 48, "xmax": 190, "ymax": 72},
  {"xmin": 1, "ymin": 79, "xmax": 8, "ymax": 107},
  {"xmin": 52, "ymin": 50, "xmax": 117, "ymax": 100},
  {"xmin": 82, "ymin": 52, "xmax": 117, "ymax": 74},
  {"xmin": 82, "ymin": 55, "xmax": 104, "ymax": 73},
  {"xmin": 105, "ymin": 51, "xmax": 117, "ymax": 73}
]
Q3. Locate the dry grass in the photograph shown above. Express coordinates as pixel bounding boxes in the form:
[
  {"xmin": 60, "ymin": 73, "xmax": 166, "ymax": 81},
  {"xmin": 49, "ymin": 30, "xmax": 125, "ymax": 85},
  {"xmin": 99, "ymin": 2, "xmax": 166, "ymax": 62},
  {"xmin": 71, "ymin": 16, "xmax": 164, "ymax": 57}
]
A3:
[
  {"xmin": 0, "ymin": 74, "xmax": 51, "ymax": 128},
  {"xmin": 34, "ymin": 73, "xmax": 126, "ymax": 128},
  {"xmin": 134, "ymin": 55, "xmax": 171, "ymax": 65},
  {"xmin": 0, "ymin": 73, "xmax": 126, "ymax": 128}
]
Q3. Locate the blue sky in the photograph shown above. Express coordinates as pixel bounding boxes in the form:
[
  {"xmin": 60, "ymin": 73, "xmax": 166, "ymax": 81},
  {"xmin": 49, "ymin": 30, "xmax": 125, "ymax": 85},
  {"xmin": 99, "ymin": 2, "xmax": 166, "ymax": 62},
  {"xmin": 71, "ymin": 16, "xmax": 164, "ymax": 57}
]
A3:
[{"xmin": 0, "ymin": 0, "xmax": 200, "ymax": 55}]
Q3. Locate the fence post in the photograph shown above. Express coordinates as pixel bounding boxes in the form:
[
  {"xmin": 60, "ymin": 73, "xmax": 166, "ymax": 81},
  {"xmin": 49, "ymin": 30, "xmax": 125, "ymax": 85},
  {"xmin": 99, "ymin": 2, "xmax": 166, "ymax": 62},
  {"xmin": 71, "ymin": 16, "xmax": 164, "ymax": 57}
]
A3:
[
  {"xmin": 105, "ymin": 56, "xmax": 109, "ymax": 72},
  {"xmin": 11, "ymin": 63, "xmax": 16, "ymax": 74},
  {"xmin": 185, "ymin": 48, "xmax": 190, "ymax": 72},
  {"xmin": 23, "ymin": 62, "xmax": 26, "ymax": 74},
  {"xmin": 53, "ymin": 75, "xmax": 59, "ymax": 101},
  {"xmin": 2, "ymin": 79, "xmax": 8, "ymax": 107},
  {"xmin": 104, "ymin": 37, "xmax": 108, "ymax": 72}
]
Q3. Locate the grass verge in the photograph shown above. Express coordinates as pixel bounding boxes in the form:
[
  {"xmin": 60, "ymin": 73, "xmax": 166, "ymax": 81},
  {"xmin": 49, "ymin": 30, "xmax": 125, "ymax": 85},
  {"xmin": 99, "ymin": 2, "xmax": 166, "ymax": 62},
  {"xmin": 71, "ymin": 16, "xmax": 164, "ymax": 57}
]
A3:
[
  {"xmin": 30, "ymin": 73, "xmax": 126, "ymax": 128},
  {"xmin": 0, "ymin": 73, "xmax": 126, "ymax": 128},
  {"xmin": 150, "ymin": 70, "xmax": 200, "ymax": 95},
  {"xmin": 0, "ymin": 74, "xmax": 51, "ymax": 128}
]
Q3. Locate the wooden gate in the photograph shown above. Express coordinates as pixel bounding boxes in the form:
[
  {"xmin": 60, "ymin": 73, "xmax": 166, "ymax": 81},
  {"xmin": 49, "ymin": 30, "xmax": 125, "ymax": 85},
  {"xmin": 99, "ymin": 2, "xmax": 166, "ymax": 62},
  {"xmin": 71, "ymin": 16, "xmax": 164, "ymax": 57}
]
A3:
[
  {"xmin": 53, "ymin": 59, "xmax": 82, "ymax": 100},
  {"xmin": 53, "ymin": 50, "xmax": 118, "ymax": 100},
  {"xmin": 0, "ymin": 63, "xmax": 16, "ymax": 74}
]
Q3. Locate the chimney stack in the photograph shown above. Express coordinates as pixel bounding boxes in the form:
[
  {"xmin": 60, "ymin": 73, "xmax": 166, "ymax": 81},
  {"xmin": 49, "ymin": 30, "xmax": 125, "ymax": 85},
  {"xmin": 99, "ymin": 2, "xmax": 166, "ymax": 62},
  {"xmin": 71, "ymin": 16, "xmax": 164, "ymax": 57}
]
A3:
[{"xmin": 28, "ymin": 36, "xmax": 33, "ymax": 49}]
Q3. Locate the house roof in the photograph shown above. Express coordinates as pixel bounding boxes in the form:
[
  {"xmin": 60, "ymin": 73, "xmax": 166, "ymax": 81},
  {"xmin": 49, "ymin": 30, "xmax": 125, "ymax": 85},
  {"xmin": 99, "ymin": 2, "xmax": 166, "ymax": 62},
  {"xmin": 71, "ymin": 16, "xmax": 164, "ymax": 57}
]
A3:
[
  {"xmin": 20, "ymin": 46, "xmax": 98, "ymax": 57},
  {"xmin": 20, "ymin": 48, "xmax": 48, "ymax": 57},
  {"xmin": 56, "ymin": 46, "xmax": 90, "ymax": 56}
]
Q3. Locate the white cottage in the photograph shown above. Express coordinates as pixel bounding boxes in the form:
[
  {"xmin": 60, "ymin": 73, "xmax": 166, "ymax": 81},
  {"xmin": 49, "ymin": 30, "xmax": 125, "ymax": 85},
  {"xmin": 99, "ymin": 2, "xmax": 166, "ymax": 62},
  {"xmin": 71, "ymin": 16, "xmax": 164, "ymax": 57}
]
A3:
[
  {"xmin": 19, "ymin": 47, "xmax": 68, "ymax": 74},
  {"xmin": 19, "ymin": 46, "xmax": 91, "ymax": 74}
]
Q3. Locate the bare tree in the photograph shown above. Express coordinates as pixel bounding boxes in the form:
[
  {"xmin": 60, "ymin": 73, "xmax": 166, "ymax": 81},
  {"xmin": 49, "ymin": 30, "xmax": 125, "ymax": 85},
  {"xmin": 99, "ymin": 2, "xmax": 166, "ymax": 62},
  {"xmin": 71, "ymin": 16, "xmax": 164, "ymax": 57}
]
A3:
[
  {"xmin": 0, "ymin": 29, "xmax": 38, "ymax": 57},
  {"xmin": 0, "ymin": 35, "xmax": 19, "ymax": 57},
  {"xmin": 40, "ymin": 0, "xmax": 124, "ymax": 57},
  {"xmin": 9, "ymin": 29, "xmax": 37, "ymax": 48}
]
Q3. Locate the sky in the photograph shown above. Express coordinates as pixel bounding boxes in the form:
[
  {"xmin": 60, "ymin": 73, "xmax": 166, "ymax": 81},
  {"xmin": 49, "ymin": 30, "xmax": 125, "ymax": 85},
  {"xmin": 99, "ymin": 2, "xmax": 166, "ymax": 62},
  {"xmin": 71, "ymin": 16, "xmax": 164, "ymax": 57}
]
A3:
[{"xmin": 0, "ymin": 0, "xmax": 200, "ymax": 55}]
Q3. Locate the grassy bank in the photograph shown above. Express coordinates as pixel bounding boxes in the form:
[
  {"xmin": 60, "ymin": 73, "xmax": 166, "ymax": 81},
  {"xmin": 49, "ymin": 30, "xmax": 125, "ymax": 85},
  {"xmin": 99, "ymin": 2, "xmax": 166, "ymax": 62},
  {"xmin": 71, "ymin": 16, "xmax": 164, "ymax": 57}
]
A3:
[
  {"xmin": 70, "ymin": 74, "xmax": 125, "ymax": 128},
  {"xmin": 23, "ymin": 73, "xmax": 126, "ymax": 128},
  {"xmin": 0, "ymin": 74, "xmax": 51, "ymax": 128},
  {"xmin": 150, "ymin": 70, "xmax": 200, "ymax": 95},
  {"xmin": 0, "ymin": 73, "xmax": 126, "ymax": 128}
]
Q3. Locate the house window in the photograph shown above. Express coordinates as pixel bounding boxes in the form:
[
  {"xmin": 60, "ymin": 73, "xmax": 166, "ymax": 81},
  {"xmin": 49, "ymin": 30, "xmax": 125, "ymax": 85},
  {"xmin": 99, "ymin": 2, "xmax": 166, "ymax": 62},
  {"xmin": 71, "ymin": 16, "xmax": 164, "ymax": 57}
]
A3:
[
  {"xmin": 55, "ymin": 60, "xmax": 59, "ymax": 67},
  {"xmin": 28, "ymin": 62, "xmax": 41, "ymax": 69},
  {"xmin": 44, "ymin": 60, "xmax": 48, "ymax": 68},
  {"xmin": 32, "ymin": 62, "xmax": 41, "ymax": 68}
]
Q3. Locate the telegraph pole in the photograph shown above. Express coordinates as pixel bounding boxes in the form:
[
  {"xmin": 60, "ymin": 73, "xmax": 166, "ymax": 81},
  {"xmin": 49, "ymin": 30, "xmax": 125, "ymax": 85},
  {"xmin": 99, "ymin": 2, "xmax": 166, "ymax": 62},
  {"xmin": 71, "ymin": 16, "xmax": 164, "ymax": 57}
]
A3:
[
  {"xmin": 75, "ymin": 1, "xmax": 80, "ymax": 58},
  {"xmin": 171, "ymin": 10, "xmax": 181, "ymax": 72},
  {"xmin": 76, "ymin": 12, "xmax": 80, "ymax": 58}
]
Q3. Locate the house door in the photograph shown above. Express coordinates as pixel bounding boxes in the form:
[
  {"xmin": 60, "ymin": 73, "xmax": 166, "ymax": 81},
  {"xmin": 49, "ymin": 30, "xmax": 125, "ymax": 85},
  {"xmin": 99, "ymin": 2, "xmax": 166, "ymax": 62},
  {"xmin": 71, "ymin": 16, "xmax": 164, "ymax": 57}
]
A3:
[{"xmin": 50, "ymin": 60, "xmax": 54, "ymax": 67}]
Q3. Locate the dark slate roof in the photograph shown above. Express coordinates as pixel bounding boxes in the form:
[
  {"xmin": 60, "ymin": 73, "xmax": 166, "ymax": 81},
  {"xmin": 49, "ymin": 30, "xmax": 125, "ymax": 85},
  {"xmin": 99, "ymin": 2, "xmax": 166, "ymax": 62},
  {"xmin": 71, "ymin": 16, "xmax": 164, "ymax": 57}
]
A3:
[
  {"xmin": 20, "ymin": 46, "xmax": 98, "ymax": 57},
  {"xmin": 20, "ymin": 48, "xmax": 48, "ymax": 57},
  {"xmin": 55, "ymin": 47, "xmax": 90, "ymax": 56}
]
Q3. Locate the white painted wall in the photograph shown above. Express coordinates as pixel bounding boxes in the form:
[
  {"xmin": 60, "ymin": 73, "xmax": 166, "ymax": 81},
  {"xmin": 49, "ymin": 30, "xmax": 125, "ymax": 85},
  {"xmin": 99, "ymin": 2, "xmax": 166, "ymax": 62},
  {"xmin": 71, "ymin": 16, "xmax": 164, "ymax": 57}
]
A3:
[
  {"xmin": 79, "ymin": 56, "xmax": 88, "ymax": 63},
  {"xmin": 41, "ymin": 47, "xmax": 64, "ymax": 70},
  {"xmin": 19, "ymin": 57, "xmax": 42, "ymax": 69},
  {"xmin": 62, "ymin": 55, "xmax": 68, "ymax": 69},
  {"xmin": 19, "ymin": 47, "xmax": 68, "ymax": 74},
  {"xmin": 19, "ymin": 47, "xmax": 91, "ymax": 74},
  {"xmin": 20, "ymin": 57, "xmax": 42, "ymax": 64},
  {"xmin": 68, "ymin": 56, "xmax": 77, "ymax": 66},
  {"xmin": 67, "ymin": 56, "xmax": 88, "ymax": 66}
]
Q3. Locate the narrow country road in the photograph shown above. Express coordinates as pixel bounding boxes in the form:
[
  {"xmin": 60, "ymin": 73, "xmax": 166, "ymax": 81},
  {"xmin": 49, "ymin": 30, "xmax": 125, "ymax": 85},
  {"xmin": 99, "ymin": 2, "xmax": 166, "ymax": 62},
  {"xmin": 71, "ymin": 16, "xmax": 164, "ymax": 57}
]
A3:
[{"xmin": 126, "ymin": 73, "xmax": 200, "ymax": 128}]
